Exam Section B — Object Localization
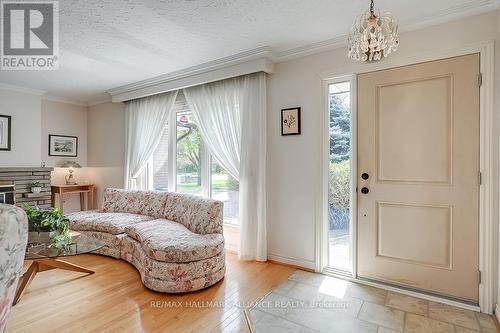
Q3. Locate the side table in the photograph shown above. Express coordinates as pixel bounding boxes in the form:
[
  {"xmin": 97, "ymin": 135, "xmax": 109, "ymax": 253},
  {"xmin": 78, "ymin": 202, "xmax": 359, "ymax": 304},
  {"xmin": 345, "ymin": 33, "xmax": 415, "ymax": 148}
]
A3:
[{"xmin": 51, "ymin": 184, "xmax": 94, "ymax": 213}]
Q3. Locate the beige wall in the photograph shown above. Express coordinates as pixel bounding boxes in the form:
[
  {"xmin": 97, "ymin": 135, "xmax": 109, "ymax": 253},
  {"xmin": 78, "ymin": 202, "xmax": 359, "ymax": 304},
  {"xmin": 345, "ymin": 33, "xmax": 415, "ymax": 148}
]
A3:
[
  {"xmin": 0, "ymin": 89, "xmax": 42, "ymax": 167},
  {"xmin": 41, "ymin": 100, "xmax": 88, "ymax": 167},
  {"xmin": 0, "ymin": 91, "xmax": 89, "ymax": 212},
  {"xmin": 87, "ymin": 102, "xmax": 126, "ymax": 208},
  {"xmin": 267, "ymin": 11, "xmax": 500, "ymax": 270},
  {"xmin": 41, "ymin": 100, "xmax": 89, "ymax": 212}
]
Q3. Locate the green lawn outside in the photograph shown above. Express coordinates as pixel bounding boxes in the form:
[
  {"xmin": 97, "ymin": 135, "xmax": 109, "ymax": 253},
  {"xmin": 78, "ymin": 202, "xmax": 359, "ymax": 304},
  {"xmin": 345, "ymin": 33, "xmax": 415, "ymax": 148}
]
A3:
[{"xmin": 176, "ymin": 174, "xmax": 234, "ymax": 192}]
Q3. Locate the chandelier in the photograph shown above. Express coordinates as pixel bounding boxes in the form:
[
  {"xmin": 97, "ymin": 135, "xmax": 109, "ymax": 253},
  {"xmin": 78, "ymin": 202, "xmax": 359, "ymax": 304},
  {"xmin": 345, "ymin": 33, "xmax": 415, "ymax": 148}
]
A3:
[{"xmin": 348, "ymin": 0, "xmax": 399, "ymax": 62}]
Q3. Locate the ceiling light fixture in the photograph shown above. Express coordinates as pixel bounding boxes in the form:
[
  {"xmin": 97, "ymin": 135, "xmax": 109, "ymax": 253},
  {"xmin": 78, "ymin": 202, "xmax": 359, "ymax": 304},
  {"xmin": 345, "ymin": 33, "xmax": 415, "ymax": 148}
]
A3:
[{"xmin": 348, "ymin": 0, "xmax": 399, "ymax": 62}]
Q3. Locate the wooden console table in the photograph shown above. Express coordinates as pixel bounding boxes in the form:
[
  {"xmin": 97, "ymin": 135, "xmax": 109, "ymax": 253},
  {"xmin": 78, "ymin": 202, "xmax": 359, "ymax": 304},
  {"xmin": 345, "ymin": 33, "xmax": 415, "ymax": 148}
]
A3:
[{"xmin": 51, "ymin": 184, "xmax": 94, "ymax": 213}]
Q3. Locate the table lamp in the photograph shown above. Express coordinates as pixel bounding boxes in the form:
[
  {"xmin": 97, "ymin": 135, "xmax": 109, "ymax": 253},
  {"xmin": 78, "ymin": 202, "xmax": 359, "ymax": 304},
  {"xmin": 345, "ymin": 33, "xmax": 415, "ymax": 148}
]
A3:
[{"xmin": 60, "ymin": 161, "xmax": 82, "ymax": 185}]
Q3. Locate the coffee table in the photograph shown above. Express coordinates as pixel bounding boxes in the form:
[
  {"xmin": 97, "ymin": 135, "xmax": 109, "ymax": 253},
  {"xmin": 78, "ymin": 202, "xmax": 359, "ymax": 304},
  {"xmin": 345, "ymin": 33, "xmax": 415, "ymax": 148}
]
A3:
[{"xmin": 13, "ymin": 234, "xmax": 105, "ymax": 305}]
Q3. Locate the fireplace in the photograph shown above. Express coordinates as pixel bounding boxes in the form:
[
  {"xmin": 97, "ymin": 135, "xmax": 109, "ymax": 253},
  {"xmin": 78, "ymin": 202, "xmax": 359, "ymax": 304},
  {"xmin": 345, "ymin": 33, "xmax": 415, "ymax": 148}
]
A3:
[
  {"xmin": 0, "ymin": 167, "xmax": 53, "ymax": 207},
  {"xmin": 0, "ymin": 183, "xmax": 15, "ymax": 205}
]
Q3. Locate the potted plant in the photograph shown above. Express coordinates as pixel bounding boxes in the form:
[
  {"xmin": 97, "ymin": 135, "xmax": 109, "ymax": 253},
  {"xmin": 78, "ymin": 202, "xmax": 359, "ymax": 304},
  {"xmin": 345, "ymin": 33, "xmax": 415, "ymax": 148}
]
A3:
[
  {"xmin": 29, "ymin": 181, "xmax": 42, "ymax": 194},
  {"xmin": 23, "ymin": 205, "xmax": 71, "ymax": 246}
]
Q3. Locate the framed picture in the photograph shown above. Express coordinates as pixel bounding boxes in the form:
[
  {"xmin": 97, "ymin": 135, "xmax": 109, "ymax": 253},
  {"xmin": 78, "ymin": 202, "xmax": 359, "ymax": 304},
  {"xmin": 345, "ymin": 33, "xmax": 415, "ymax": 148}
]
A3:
[
  {"xmin": 281, "ymin": 107, "xmax": 301, "ymax": 136},
  {"xmin": 0, "ymin": 115, "xmax": 11, "ymax": 151},
  {"xmin": 49, "ymin": 135, "xmax": 78, "ymax": 157}
]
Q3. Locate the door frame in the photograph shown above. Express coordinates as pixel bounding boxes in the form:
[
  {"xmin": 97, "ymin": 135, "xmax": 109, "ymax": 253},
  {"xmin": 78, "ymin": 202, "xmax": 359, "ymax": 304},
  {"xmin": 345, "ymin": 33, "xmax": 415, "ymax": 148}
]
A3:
[{"xmin": 317, "ymin": 41, "xmax": 495, "ymax": 313}]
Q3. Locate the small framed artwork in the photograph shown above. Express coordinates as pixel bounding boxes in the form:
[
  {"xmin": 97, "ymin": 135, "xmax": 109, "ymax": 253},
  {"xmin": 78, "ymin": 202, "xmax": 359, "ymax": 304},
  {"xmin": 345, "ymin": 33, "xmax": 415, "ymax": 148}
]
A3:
[
  {"xmin": 0, "ymin": 115, "xmax": 11, "ymax": 151},
  {"xmin": 49, "ymin": 135, "xmax": 78, "ymax": 157},
  {"xmin": 281, "ymin": 107, "xmax": 301, "ymax": 136}
]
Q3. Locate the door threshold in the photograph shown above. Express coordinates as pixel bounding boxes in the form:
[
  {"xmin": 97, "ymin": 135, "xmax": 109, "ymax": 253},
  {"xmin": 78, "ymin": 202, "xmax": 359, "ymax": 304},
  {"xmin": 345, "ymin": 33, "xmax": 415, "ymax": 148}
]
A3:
[{"xmin": 321, "ymin": 267, "xmax": 480, "ymax": 312}]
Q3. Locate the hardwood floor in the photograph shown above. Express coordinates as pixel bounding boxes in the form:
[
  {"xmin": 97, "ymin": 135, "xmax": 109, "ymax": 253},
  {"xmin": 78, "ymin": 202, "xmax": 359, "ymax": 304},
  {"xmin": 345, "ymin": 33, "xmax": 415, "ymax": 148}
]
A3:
[{"xmin": 7, "ymin": 253, "xmax": 295, "ymax": 333}]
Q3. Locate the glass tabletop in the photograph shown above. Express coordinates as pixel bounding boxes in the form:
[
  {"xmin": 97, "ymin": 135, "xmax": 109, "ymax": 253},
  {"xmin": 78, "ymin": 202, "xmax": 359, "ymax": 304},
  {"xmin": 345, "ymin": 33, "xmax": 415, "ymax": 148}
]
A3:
[{"xmin": 25, "ymin": 234, "xmax": 105, "ymax": 260}]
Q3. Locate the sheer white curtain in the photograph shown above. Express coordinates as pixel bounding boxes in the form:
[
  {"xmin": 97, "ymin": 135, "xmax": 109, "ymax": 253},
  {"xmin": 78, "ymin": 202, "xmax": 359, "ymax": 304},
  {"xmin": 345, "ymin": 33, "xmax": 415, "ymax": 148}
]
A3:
[
  {"xmin": 182, "ymin": 84, "xmax": 241, "ymax": 179},
  {"xmin": 124, "ymin": 91, "xmax": 178, "ymax": 190},
  {"xmin": 239, "ymin": 73, "xmax": 267, "ymax": 261},
  {"xmin": 184, "ymin": 72, "xmax": 267, "ymax": 261}
]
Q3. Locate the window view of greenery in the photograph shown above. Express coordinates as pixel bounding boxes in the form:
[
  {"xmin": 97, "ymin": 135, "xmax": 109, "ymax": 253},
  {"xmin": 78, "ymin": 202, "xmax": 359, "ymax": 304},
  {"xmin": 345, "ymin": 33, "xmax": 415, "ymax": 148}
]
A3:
[
  {"xmin": 152, "ymin": 110, "xmax": 240, "ymax": 224},
  {"xmin": 211, "ymin": 159, "xmax": 239, "ymax": 225},
  {"xmin": 176, "ymin": 111, "xmax": 203, "ymax": 196},
  {"xmin": 328, "ymin": 82, "xmax": 351, "ymax": 271}
]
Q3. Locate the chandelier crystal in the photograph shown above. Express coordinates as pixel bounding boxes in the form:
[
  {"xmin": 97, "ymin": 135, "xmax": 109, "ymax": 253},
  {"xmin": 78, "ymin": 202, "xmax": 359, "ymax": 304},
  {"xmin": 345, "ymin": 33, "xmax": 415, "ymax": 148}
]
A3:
[{"xmin": 348, "ymin": 0, "xmax": 399, "ymax": 62}]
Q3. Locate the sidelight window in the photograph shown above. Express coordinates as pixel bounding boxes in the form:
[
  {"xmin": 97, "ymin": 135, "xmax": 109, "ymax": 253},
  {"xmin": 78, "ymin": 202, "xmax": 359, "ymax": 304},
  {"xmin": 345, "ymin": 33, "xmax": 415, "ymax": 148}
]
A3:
[{"xmin": 328, "ymin": 80, "xmax": 352, "ymax": 272}]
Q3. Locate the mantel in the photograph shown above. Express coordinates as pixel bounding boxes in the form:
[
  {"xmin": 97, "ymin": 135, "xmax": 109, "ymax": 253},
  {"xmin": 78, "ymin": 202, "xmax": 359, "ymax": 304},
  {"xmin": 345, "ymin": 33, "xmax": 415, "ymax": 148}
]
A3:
[{"xmin": 0, "ymin": 167, "xmax": 54, "ymax": 172}]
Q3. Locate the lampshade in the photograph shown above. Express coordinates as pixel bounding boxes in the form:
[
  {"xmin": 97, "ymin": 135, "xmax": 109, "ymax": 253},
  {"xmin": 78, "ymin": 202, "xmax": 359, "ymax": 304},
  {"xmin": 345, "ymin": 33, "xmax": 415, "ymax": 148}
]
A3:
[{"xmin": 60, "ymin": 161, "xmax": 82, "ymax": 168}]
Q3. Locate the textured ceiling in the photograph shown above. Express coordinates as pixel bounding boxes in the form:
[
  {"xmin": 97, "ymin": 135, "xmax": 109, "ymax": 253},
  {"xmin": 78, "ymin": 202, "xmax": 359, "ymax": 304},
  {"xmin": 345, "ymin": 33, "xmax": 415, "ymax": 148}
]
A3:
[{"xmin": 0, "ymin": 0, "xmax": 497, "ymax": 104}]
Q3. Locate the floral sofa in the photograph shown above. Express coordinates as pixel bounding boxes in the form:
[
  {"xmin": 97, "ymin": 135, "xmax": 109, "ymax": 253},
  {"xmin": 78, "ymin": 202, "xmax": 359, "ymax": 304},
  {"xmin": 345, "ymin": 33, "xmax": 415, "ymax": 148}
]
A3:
[
  {"xmin": 0, "ymin": 204, "xmax": 28, "ymax": 333},
  {"xmin": 66, "ymin": 188, "xmax": 225, "ymax": 293}
]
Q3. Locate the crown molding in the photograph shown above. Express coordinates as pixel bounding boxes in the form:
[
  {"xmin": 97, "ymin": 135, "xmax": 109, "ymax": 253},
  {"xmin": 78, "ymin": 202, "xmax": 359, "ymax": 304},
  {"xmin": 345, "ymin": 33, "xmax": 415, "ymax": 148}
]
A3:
[
  {"xmin": 276, "ymin": 35, "xmax": 347, "ymax": 62},
  {"xmin": 0, "ymin": 82, "xmax": 90, "ymax": 106},
  {"xmin": 108, "ymin": 46, "xmax": 274, "ymax": 97},
  {"xmin": 275, "ymin": 0, "xmax": 500, "ymax": 62},
  {"xmin": 42, "ymin": 94, "xmax": 88, "ymax": 107},
  {"xmin": 0, "ymin": 82, "xmax": 46, "ymax": 95},
  {"xmin": 87, "ymin": 95, "xmax": 113, "ymax": 107},
  {"xmin": 400, "ymin": 0, "xmax": 500, "ymax": 33}
]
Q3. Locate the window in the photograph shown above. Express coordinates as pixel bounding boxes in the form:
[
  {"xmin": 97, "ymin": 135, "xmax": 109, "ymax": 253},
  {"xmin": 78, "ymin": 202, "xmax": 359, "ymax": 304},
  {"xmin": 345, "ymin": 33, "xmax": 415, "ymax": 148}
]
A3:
[
  {"xmin": 148, "ymin": 93, "xmax": 239, "ymax": 225},
  {"xmin": 327, "ymin": 80, "xmax": 352, "ymax": 272},
  {"xmin": 211, "ymin": 158, "xmax": 239, "ymax": 225},
  {"xmin": 176, "ymin": 111, "xmax": 203, "ymax": 196}
]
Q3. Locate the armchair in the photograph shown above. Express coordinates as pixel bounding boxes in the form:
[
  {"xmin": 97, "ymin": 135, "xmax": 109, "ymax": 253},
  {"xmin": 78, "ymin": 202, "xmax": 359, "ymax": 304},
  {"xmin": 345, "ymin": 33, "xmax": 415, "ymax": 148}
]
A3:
[{"xmin": 0, "ymin": 204, "xmax": 28, "ymax": 333}]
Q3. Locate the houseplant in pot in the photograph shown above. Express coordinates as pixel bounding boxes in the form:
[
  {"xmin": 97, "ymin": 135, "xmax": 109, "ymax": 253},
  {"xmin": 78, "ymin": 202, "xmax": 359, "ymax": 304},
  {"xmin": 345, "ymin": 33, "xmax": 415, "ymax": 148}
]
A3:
[
  {"xmin": 29, "ymin": 181, "xmax": 42, "ymax": 194},
  {"xmin": 23, "ymin": 205, "xmax": 71, "ymax": 247}
]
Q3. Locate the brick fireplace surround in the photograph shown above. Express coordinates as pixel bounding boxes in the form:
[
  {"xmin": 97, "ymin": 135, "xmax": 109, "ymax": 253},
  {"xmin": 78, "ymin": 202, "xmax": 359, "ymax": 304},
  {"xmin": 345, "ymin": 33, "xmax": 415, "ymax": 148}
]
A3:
[{"xmin": 0, "ymin": 167, "xmax": 53, "ymax": 208}]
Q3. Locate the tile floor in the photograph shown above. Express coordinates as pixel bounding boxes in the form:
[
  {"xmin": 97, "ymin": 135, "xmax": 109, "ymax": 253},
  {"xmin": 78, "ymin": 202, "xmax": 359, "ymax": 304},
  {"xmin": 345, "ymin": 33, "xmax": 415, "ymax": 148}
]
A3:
[{"xmin": 248, "ymin": 270, "xmax": 498, "ymax": 333}]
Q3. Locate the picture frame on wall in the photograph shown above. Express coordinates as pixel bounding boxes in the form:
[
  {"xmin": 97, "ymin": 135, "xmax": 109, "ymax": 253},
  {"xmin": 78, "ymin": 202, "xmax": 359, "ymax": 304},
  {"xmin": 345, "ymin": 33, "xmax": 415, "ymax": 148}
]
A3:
[
  {"xmin": 0, "ymin": 115, "xmax": 11, "ymax": 151},
  {"xmin": 281, "ymin": 107, "xmax": 301, "ymax": 136},
  {"xmin": 49, "ymin": 134, "xmax": 78, "ymax": 157}
]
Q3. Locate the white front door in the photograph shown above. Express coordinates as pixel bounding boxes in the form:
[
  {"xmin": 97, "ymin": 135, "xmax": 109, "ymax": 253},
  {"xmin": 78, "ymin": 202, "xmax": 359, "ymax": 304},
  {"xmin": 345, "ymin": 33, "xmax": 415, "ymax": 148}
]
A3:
[{"xmin": 357, "ymin": 54, "xmax": 480, "ymax": 302}]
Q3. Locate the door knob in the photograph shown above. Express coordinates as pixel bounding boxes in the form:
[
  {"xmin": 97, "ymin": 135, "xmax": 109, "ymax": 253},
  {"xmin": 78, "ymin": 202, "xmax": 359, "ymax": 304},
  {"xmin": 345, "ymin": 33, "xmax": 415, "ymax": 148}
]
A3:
[
  {"xmin": 361, "ymin": 173, "xmax": 369, "ymax": 180},
  {"xmin": 361, "ymin": 187, "xmax": 369, "ymax": 194}
]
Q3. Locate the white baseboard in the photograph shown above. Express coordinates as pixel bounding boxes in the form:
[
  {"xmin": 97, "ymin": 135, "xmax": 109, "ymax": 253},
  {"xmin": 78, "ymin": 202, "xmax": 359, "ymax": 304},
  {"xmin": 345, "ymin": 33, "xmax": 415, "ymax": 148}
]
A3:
[{"xmin": 268, "ymin": 253, "xmax": 315, "ymax": 270}]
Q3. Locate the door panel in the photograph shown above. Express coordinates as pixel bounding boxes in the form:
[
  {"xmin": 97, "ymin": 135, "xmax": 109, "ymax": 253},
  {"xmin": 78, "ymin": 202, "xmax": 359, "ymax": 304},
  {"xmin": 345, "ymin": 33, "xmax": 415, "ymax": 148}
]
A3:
[
  {"xmin": 377, "ymin": 202, "xmax": 452, "ymax": 269},
  {"xmin": 357, "ymin": 54, "xmax": 480, "ymax": 302},
  {"xmin": 377, "ymin": 76, "xmax": 452, "ymax": 183}
]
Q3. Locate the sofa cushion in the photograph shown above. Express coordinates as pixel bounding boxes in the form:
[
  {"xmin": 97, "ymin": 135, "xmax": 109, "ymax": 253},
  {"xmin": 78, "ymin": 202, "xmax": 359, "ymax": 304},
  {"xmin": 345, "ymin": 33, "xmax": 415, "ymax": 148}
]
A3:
[
  {"xmin": 102, "ymin": 188, "xmax": 168, "ymax": 219},
  {"xmin": 163, "ymin": 192, "xmax": 223, "ymax": 235},
  {"xmin": 124, "ymin": 219, "xmax": 224, "ymax": 263},
  {"xmin": 67, "ymin": 210, "xmax": 154, "ymax": 235}
]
